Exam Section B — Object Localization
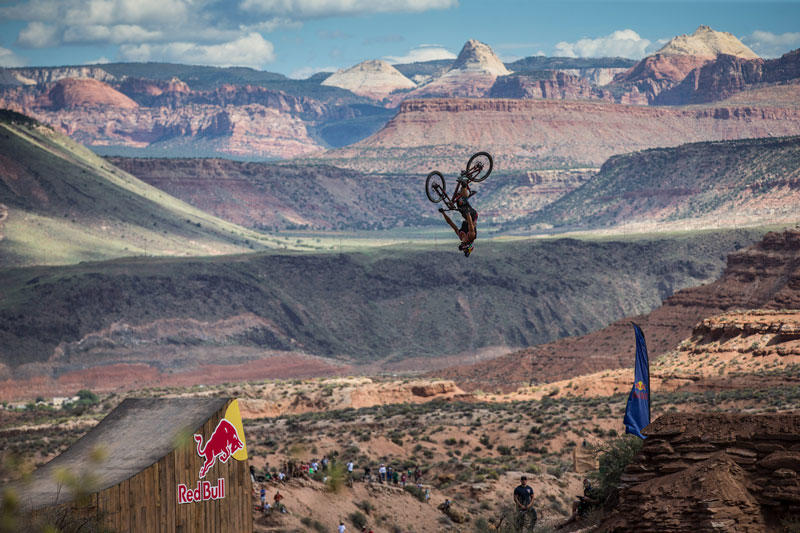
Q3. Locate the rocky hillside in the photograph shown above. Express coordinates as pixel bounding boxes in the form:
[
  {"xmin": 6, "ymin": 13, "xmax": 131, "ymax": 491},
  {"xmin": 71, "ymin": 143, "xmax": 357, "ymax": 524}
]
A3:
[
  {"xmin": 0, "ymin": 110, "xmax": 278, "ymax": 267},
  {"xmin": 527, "ymin": 135, "xmax": 800, "ymax": 231},
  {"xmin": 315, "ymin": 98, "xmax": 800, "ymax": 173},
  {"xmin": 108, "ymin": 157, "xmax": 593, "ymax": 230},
  {"xmin": 0, "ymin": 231, "xmax": 758, "ymax": 398},
  {"xmin": 604, "ymin": 412, "xmax": 800, "ymax": 531},
  {"xmin": 434, "ymin": 228, "xmax": 800, "ymax": 391}
]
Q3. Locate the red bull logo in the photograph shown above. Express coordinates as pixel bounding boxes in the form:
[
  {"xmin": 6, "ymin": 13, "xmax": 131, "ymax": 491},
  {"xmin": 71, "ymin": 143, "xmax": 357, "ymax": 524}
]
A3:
[
  {"xmin": 194, "ymin": 418, "xmax": 244, "ymax": 479},
  {"xmin": 635, "ymin": 380, "xmax": 646, "ymax": 391},
  {"xmin": 176, "ymin": 400, "xmax": 248, "ymax": 505}
]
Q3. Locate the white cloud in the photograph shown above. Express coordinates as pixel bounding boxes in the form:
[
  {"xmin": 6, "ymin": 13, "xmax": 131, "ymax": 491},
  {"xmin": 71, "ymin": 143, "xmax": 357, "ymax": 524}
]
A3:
[
  {"xmin": 0, "ymin": 46, "xmax": 26, "ymax": 67},
  {"xmin": 63, "ymin": 24, "xmax": 163, "ymax": 44},
  {"xmin": 245, "ymin": 17, "xmax": 302, "ymax": 33},
  {"xmin": 554, "ymin": 29, "xmax": 651, "ymax": 59},
  {"xmin": 240, "ymin": 0, "xmax": 457, "ymax": 17},
  {"xmin": 383, "ymin": 44, "xmax": 456, "ymax": 64},
  {"xmin": 742, "ymin": 30, "xmax": 800, "ymax": 58},
  {"xmin": 119, "ymin": 32, "xmax": 276, "ymax": 68},
  {"xmin": 2, "ymin": 0, "xmax": 246, "ymax": 48},
  {"xmin": 289, "ymin": 65, "xmax": 337, "ymax": 79},
  {"xmin": 84, "ymin": 56, "xmax": 111, "ymax": 64},
  {"xmin": 17, "ymin": 21, "xmax": 60, "ymax": 48}
]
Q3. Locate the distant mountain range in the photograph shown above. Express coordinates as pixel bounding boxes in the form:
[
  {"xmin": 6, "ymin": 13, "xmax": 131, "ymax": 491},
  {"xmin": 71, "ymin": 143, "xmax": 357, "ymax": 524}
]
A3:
[{"xmin": 1, "ymin": 26, "xmax": 797, "ymax": 159}]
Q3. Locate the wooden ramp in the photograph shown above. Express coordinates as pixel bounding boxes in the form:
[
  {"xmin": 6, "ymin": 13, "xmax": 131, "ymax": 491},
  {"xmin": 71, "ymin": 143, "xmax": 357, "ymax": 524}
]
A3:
[{"xmin": 14, "ymin": 397, "xmax": 253, "ymax": 533}]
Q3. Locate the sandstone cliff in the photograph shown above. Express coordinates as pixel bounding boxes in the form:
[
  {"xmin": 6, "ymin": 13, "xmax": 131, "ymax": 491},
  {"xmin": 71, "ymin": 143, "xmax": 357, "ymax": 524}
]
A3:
[
  {"xmin": 318, "ymin": 98, "xmax": 800, "ymax": 172},
  {"xmin": 488, "ymin": 71, "xmax": 612, "ymax": 101}
]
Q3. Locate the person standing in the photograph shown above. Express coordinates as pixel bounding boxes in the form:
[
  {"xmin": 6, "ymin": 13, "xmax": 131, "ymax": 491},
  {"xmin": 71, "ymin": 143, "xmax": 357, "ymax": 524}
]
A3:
[
  {"xmin": 513, "ymin": 476, "xmax": 537, "ymax": 532},
  {"xmin": 338, "ymin": 521, "xmax": 346, "ymax": 533}
]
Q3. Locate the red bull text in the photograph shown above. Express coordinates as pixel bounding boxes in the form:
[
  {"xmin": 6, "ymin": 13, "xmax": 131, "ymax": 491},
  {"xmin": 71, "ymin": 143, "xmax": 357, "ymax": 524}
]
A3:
[{"xmin": 177, "ymin": 478, "xmax": 225, "ymax": 504}]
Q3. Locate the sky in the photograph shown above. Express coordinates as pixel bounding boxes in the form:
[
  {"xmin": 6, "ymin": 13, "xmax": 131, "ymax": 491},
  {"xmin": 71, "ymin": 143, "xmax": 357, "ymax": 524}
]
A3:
[{"xmin": 1, "ymin": 0, "xmax": 799, "ymax": 78}]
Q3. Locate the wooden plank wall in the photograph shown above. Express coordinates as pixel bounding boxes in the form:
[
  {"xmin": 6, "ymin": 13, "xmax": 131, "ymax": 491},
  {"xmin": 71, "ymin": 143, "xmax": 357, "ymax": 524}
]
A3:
[{"xmin": 91, "ymin": 400, "xmax": 253, "ymax": 533}]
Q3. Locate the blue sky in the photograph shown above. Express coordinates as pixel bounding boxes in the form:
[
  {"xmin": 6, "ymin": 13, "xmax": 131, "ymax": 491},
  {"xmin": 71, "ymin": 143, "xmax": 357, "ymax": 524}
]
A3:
[{"xmin": 1, "ymin": 1, "xmax": 799, "ymax": 78}]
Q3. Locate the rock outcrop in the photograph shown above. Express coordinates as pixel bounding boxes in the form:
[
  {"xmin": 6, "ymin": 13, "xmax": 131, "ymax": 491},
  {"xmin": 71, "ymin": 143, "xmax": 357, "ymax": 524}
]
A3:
[
  {"xmin": 488, "ymin": 71, "xmax": 612, "ymax": 101},
  {"xmin": 657, "ymin": 25, "xmax": 759, "ymax": 59},
  {"xmin": 656, "ymin": 48, "xmax": 800, "ymax": 105},
  {"xmin": 392, "ymin": 40, "xmax": 511, "ymax": 101},
  {"xmin": 322, "ymin": 60, "xmax": 416, "ymax": 99},
  {"xmin": 40, "ymin": 78, "xmax": 139, "ymax": 110},
  {"xmin": 604, "ymin": 413, "xmax": 800, "ymax": 531},
  {"xmin": 610, "ymin": 26, "xmax": 762, "ymax": 104}
]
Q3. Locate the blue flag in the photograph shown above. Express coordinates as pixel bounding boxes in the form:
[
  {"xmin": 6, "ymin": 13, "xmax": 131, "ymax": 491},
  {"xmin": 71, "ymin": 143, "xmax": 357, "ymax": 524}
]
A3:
[{"xmin": 623, "ymin": 323, "xmax": 650, "ymax": 439}]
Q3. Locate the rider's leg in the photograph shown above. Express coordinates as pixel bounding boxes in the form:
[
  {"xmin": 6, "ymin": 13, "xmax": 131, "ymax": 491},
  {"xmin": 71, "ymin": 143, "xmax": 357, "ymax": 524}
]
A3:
[{"xmin": 441, "ymin": 210, "xmax": 460, "ymax": 234}]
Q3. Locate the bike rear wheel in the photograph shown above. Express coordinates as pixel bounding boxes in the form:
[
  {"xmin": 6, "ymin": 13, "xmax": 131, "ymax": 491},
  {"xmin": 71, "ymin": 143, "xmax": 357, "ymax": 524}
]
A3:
[
  {"xmin": 465, "ymin": 151, "xmax": 493, "ymax": 182},
  {"xmin": 425, "ymin": 171, "xmax": 446, "ymax": 203}
]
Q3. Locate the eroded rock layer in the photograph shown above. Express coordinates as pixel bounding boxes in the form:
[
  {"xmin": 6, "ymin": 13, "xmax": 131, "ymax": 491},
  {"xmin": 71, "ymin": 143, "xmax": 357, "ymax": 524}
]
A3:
[{"xmin": 605, "ymin": 412, "xmax": 800, "ymax": 532}]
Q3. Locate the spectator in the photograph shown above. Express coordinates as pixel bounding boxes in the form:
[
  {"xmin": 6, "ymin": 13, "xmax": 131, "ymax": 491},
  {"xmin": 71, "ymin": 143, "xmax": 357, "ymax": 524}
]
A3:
[
  {"xmin": 338, "ymin": 521, "xmax": 346, "ymax": 533},
  {"xmin": 392, "ymin": 470, "xmax": 399, "ymax": 485},
  {"xmin": 250, "ymin": 465, "xmax": 256, "ymax": 483},
  {"xmin": 559, "ymin": 478, "xmax": 600, "ymax": 528},
  {"xmin": 260, "ymin": 487, "xmax": 266, "ymax": 509},
  {"xmin": 363, "ymin": 465, "xmax": 371, "ymax": 482},
  {"xmin": 274, "ymin": 490, "xmax": 285, "ymax": 513},
  {"xmin": 400, "ymin": 472, "xmax": 406, "ymax": 487},
  {"xmin": 378, "ymin": 464, "xmax": 387, "ymax": 483},
  {"xmin": 414, "ymin": 466, "xmax": 421, "ymax": 483},
  {"xmin": 513, "ymin": 476, "xmax": 537, "ymax": 532},
  {"xmin": 387, "ymin": 465, "xmax": 393, "ymax": 483},
  {"xmin": 347, "ymin": 461, "xmax": 354, "ymax": 474},
  {"xmin": 424, "ymin": 488, "xmax": 430, "ymax": 504}
]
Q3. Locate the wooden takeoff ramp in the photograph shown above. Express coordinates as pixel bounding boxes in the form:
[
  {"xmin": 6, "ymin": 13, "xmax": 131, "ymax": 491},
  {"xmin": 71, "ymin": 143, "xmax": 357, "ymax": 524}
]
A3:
[{"xmin": 13, "ymin": 397, "xmax": 253, "ymax": 533}]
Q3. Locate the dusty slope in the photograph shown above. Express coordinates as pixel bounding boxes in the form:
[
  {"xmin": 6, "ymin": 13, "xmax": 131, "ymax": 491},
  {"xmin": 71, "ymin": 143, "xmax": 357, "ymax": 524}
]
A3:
[
  {"xmin": 434, "ymin": 228, "xmax": 800, "ymax": 392},
  {"xmin": 0, "ymin": 111, "xmax": 279, "ymax": 267}
]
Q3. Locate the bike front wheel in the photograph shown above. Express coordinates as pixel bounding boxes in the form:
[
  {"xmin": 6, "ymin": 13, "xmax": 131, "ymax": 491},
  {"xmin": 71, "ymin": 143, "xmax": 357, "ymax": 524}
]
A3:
[
  {"xmin": 465, "ymin": 151, "xmax": 493, "ymax": 182},
  {"xmin": 425, "ymin": 171, "xmax": 446, "ymax": 203}
]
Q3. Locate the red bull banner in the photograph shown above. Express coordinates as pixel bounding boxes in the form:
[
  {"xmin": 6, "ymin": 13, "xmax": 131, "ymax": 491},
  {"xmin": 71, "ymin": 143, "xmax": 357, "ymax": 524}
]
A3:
[{"xmin": 178, "ymin": 399, "xmax": 248, "ymax": 505}]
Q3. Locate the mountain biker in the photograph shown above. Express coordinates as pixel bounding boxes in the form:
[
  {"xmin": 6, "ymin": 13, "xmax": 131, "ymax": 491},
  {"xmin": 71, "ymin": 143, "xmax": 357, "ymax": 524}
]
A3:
[{"xmin": 439, "ymin": 179, "xmax": 478, "ymax": 256}]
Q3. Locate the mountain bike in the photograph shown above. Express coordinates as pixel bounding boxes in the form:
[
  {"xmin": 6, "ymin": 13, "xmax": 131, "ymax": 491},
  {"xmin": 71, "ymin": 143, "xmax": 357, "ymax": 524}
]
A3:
[{"xmin": 425, "ymin": 151, "xmax": 493, "ymax": 209}]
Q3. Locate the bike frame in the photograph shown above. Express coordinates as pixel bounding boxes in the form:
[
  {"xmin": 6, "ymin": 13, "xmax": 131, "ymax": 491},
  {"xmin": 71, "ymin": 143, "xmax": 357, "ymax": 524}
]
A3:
[{"xmin": 434, "ymin": 161, "xmax": 484, "ymax": 211}]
